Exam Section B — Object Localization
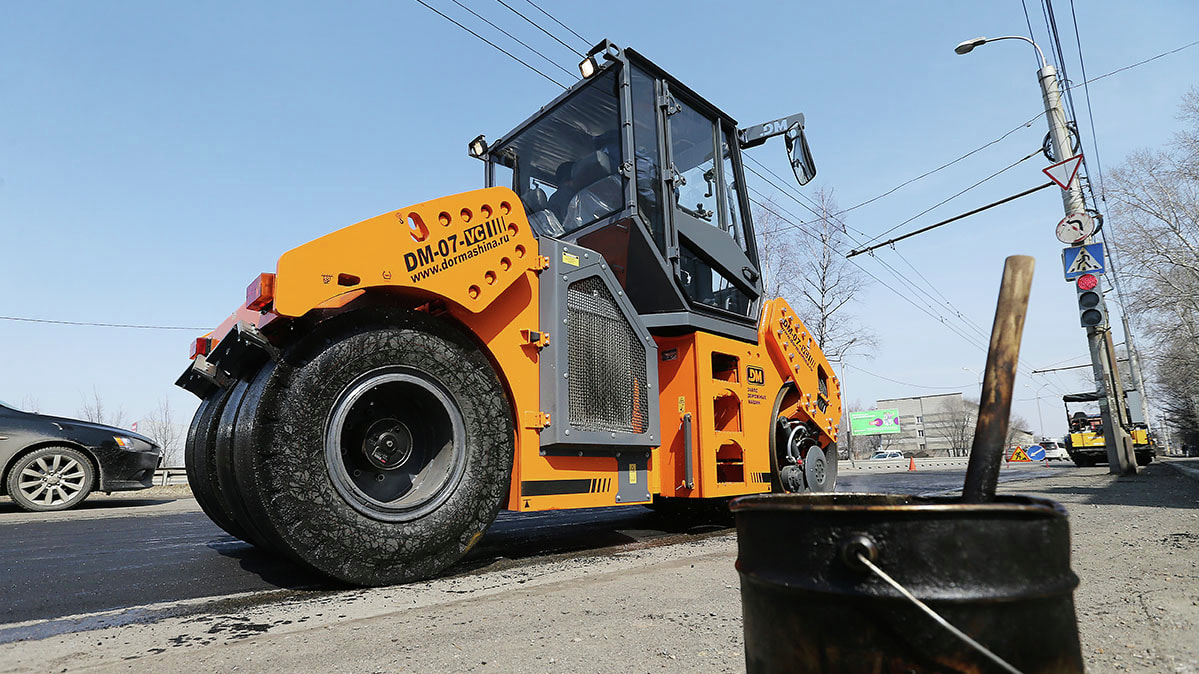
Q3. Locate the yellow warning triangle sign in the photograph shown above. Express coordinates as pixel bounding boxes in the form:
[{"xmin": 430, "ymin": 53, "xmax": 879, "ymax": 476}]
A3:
[{"xmin": 1008, "ymin": 447, "xmax": 1031, "ymax": 462}]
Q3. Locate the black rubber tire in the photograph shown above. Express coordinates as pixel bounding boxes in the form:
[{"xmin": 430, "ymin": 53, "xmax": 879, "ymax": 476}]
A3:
[
  {"xmin": 1136, "ymin": 453, "xmax": 1154, "ymax": 466},
  {"xmin": 184, "ymin": 386, "xmax": 251, "ymax": 540},
  {"xmin": 1072, "ymin": 455, "xmax": 1094, "ymax": 468},
  {"xmin": 803, "ymin": 446, "xmax": 834, "ymax": 492},
  {"xmin": 768, "ymin": 385, "xmax": 799, "ymax": 494},
  {"xmin": 6, "ymin": 446, "xmax": 94, "ymax": 512},
  {"xmin": 231, "ymin": 311, "xmax": 514, "ymax": 586},
  {"xmin": 212, "ymin": 380, "xmax": 271, "ymax": 548}
]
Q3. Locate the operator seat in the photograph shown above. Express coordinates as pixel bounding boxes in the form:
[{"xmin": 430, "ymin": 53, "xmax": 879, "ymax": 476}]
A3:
[
  {"xmin": 520, "ymin": 186, "xmax": 564, "ymax": 237},
  {"xmin": 562, "ymin": 151, "xmax": 622, "ymax": 231}
]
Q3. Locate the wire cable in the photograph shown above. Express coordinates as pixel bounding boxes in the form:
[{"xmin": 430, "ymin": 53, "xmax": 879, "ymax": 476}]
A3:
[
  {"xmin": 413, "ymin": 0, "xmax": 567, "ymax": 88},
  {"xmin": 522, "ymin": 0, "xmax": 589, "ymax": 48},
  {"xmin": 835, "ymin": 111, "xmax": 1046, "ymax": 218},
  {"xmin": 1065, "ymin": 39, "xmax": 1199, "ymax": 91},
  {"xmin": 495, "ymin": 0, "xmax": 584, "ymax": 58},
  {"xmin": 449, "ymin": 0, "xmax": 576, "ymax": 80},
  {"xmin": 845, "ymin": 363, "xmax": 976, "ymax": 391},
  {"xmin": 856, "ymin": 150, "xmax": 1042, "ymax": 248},
  {"xmin": 0, "ymin": 315, "xmax": 208, "ymax": 331}
]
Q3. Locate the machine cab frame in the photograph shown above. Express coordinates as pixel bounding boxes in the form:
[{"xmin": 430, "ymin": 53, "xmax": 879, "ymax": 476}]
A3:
[{"xmin": 482, "ymin": 44, "xmax": 795, "ymax": 342}]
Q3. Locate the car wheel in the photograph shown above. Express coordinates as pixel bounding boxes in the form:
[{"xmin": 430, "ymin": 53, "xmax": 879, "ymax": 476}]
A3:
[
  {"xmin": 6, "ymin": 446, "xmax": 94, "ymax": 512},
  {"xmin": 184, "ymin": 385, "xmax": 253, "ymax": 541},
  {"xmin": 804, "ymin": 446, "xmax": 835, "ymax": 492},
  {"xmin": 232, "ymin": 312, "xmax": 514, "ymax": 586}
]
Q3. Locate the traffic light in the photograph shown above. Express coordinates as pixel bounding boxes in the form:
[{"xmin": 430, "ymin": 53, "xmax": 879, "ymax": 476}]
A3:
[{"xmin": 1076, "ymin": 273, "xmax": 1106, "ymax": 327}]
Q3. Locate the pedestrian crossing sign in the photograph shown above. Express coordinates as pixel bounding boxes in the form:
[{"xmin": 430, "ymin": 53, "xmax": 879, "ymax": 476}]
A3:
[
  {"xmin": 1008, "ymin": 446, "xmax": 1031, "ymax": 462},
  {"xmin": 1062, "ymin": 243, "xmax": 1105, "ymax": 280}
]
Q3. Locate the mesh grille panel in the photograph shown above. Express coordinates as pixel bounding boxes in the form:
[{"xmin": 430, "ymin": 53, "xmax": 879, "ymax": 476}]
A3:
[{"xmin": 566, "ymin": 276, "xmax": 649, "ymax": 433}]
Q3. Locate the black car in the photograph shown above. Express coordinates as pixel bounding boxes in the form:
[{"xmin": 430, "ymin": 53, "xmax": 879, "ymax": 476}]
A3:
[{"xmin": 0, "ymin": 400, "xmax": 162, "ymax": 511}]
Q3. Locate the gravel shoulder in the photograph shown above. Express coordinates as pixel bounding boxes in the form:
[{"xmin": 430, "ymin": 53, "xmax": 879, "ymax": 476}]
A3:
[{"xmin": 1, "ymin": 462, "xmax": 1196, "ymax": 673}]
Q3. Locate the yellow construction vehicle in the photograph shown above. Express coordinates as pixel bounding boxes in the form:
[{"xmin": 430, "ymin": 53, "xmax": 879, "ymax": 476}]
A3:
[
  {"xmin": 1062, "ymin": 392, "xmax": 1154, "ymax": 467},
  {"xmin": 177, "ymin": 41, "xmax": 840, "ymax": 586}
]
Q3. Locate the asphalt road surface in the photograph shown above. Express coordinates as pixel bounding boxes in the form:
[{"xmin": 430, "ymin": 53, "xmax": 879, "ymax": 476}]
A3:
[{"xmin": 0, "ymin": 463, "xmax": 1063, "ymax": 630}]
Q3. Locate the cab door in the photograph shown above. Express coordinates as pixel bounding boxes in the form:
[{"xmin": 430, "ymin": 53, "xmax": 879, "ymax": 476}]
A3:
[{"xmin": 661, "ymin": 84, "xmax": 762, "ymax": 321}]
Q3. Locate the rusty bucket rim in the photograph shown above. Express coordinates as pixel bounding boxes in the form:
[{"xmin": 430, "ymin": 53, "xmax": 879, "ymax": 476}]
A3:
[{"xmin": 729, "ymin": 492, "xmax": 1068, "ymax": 518}]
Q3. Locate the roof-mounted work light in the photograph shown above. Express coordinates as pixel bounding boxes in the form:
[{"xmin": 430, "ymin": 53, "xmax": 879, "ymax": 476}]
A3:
[
  {"xmin": 579, "ymin": 39, "xmax": 620, "ymax": 79},
  {"xmin": 467, "ymin": 134, "xmax": 488, "ymax": 159}
]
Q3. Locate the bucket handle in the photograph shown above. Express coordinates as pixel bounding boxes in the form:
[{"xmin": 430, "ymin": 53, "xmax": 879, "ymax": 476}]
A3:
[{"xmin": 850, "ymin": 546, "xmax": 1024, "ymax": 674}]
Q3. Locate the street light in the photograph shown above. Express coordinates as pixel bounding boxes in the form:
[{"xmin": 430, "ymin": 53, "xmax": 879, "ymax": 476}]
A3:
[
  {"xmin": 953, "ymin": 35, "xmax": 1048, "ymax": 67},
  {"xmin": 961, "ymin": 366, "xmax": 983, "ymax": 397},
  {"xmin": 1024, "ymin": 382, "xmax": 1051, "ymax": 438}
]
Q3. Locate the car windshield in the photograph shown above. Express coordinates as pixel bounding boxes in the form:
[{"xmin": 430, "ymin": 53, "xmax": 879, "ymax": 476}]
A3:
[{"xmin": 0, "ymin": 399, "xmax": 20, "ymax": 411}]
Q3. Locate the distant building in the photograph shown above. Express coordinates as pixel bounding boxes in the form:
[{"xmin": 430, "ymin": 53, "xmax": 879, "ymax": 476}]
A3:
[
  {"xmin": 873, "ymin": 393, "xmax": 977, "ymax": 457},
  {"xmin": 1010, "ymin": 428, "xmax": 1036, "ymax": 449}
]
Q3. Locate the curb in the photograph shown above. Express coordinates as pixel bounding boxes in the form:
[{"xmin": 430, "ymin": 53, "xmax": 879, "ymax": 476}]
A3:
[{"xmin": 1161, "ymin": 459, "xmax": 1199, "ymax": 482}]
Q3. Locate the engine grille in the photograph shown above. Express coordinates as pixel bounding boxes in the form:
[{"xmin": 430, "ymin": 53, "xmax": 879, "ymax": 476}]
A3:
[{"xmin": 566, "ymin": 276, "xmax": 648, "ymax": 434}]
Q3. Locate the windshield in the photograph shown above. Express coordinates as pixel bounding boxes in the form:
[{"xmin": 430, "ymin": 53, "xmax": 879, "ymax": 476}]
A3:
[{"xmin": 493, "ymin": 68, "xmax": 624, "ymax": 236}]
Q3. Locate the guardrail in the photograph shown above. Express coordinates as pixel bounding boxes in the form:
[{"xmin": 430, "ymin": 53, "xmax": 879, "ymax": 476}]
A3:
[{"xmin": 152, "ymin": 468, "xmax": 190, "ymax": 487}]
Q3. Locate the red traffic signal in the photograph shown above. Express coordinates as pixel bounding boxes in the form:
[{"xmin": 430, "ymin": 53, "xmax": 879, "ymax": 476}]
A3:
[{"xmin": 1076, "ymin": 273, "xmax": 1098, "ymax": 291}]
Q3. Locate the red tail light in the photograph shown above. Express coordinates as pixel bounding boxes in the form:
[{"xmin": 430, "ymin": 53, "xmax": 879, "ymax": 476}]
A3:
[
  {"xmin": 189, "ymin": 336, "xmax": 214, "ymax": 360},
  {"xmin": 246, "ymin": 273, "xmax": 276, "ymax": 311}
]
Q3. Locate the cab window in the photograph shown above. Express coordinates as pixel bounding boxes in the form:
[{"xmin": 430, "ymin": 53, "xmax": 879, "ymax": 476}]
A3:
[
  {"xmin": 492, "ymin": 68, "xmax": 624, "ymax": 237},
  {"xmin": 668, "ymin": 99, "xmax": 718, "ymax": 224}
]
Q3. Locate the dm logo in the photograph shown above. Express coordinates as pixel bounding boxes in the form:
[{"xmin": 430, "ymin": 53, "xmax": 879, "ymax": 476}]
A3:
[{"xmin": 747, "ymin": 366, "xmax": 765, "ymax": 386}]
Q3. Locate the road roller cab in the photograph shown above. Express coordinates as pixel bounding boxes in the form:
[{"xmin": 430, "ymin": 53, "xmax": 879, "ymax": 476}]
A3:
[{"xmin": 176, "ymin": 41, "xmax": 840, "ymax": 586}]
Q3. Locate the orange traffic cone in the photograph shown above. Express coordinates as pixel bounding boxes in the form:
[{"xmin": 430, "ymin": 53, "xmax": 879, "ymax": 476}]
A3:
[{"xmin": 908, "ymin": 457, "xmax": 916, "ymax": 471}]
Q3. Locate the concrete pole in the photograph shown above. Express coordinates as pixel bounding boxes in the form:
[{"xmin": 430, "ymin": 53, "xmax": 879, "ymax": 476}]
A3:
[{"xmin": 1037, "ymin": 65, "xmax": 1137, "ymax": 474}]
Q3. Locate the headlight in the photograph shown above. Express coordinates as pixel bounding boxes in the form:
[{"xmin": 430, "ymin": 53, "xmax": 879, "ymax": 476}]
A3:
[{"xmin": 114, "ymin": 436, "xmax": 136, "ymax": 449}]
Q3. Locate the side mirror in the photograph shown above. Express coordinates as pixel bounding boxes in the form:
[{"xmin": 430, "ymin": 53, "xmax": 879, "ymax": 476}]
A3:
[{"xmin": 785, "ymin": 122, "xmax": 816, "ymax": 186}]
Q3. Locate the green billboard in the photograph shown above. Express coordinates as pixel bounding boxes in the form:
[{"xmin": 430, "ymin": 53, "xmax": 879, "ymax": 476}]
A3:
[{"xmin": 849, "ymin": 409, "xmax": 901, "ymax": 435}]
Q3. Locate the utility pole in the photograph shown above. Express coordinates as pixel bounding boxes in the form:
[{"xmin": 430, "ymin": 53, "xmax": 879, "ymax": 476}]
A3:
[
  {"xmin": 955, "ymin": 35, "xmax": 1137, "ymax": 475},
  {"xmin": 1037, "ymin": 62, "xmax": 1138, "ymax": 475}
]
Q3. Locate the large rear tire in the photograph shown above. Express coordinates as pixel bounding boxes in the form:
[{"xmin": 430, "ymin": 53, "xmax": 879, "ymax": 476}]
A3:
[
  {"xmin": 232, "ymin": 312, "xmax": 513, "ymax": 586},
  {"xmin": 212, "ymin": 380, "xmax": 272, "ymax": 548},
  {"xmin": 184, "ymin": 386, "xmax": 252, "ymax": 541}
]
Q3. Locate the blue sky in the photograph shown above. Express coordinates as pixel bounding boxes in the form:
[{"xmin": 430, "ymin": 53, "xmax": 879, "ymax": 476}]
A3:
[{"xmin": 2, "ymin": 1, "xmax": 1196, "ymax": 443}]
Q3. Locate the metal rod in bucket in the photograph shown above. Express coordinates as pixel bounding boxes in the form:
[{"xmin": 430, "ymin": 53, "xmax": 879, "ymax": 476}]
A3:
[{"xmin": 962, "ymin": 255, "xmax": 1035, "ymax": 503}]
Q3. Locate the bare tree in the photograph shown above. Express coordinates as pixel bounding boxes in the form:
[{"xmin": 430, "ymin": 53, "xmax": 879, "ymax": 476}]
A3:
[
  {"xmin": 78, "ymin": 387, "xmax": 127, "ymax": 429},
  {"xmin": 19, "ymin": 395, "xmax": 41, "ymax": 413},
  {"xmin": 753, "ymin": 189, "xmax": 876, "ymax": 361},
  {"xmin": 1108, "ymin": 87, "xmax": 1199, "ymax": 447},
  {"xmin": 1006, "ymin": 413, "xmax": 1034, "ymax": 448},
  {"xmin": 928, "ymin": 397, "xmax": 977, "ymax": 457},
  {"xmin": 144, "ymin": 397, "xmax": 183, "ymax": 467}
]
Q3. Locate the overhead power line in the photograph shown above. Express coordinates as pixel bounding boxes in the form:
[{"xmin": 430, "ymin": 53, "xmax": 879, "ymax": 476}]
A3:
[
  {"xmin": 495, "ymin": 0, "xmax": 585, "ymax": 58},
  {"xmin": 845, "ymin": 363, "xmax": 976, "ymax": 391},
  {"xmin": 522, "ymin": 0, "xmax": 589, "ymax": 48},
  {"xmin": 413, "ymin": 0, "xmax": 568, "ymax": 89},
  {"xmin": 847, "ymin": 180, "xmax": 1055, "ymax": 258},
  {"xmin": 855, "ymin": 149, "xmax": 1043, "ymax": 249},
  {"xmin": 1065, "ymin": 38, "xmax": 1199, "ymax": 91},
  {"xmin": 0, "ymin": 315, "xmax": 208, "ymax": 331},
  {"xmin": 449, "ymin": 0, "xmax": 575, "ymax": 80},
  {"xmin": 836, "ymin": 111, "xmax": 1046, "ymax": 217}
]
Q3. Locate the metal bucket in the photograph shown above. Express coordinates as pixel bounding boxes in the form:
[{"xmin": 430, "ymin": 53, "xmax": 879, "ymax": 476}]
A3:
[{"xmin": 731, "ymin": 493, "xmax": 1084, "ymax": 673}]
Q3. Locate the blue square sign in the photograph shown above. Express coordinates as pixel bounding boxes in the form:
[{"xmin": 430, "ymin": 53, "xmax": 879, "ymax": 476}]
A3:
[{"xmin": 1062, "ymin": 243, "xmax": 1105, "ymax": 280}]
